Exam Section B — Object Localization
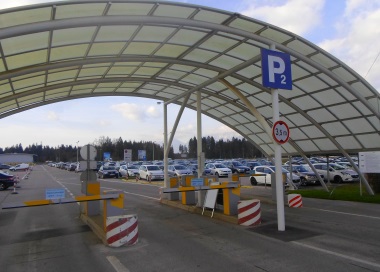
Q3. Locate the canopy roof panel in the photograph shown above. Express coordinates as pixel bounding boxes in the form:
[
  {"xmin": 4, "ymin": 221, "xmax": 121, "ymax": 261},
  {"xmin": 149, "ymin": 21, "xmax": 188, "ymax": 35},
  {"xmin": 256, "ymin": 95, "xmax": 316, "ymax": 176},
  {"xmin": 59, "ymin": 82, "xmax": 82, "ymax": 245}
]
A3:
[{"xmin": 0, "ymin": 0, "xmax": 379, "ymax": 157}]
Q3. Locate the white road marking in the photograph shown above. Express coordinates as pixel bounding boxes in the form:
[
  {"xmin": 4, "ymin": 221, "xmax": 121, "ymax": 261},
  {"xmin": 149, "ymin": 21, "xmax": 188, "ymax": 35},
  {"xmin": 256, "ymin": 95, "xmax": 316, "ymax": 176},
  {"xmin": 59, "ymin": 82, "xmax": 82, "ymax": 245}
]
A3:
[
  {"xmin": 308, "ymin": 207, "xmax": 380, "ymax": 220},
  {"xmin": 292, "ymin": 241, "xmax": 380, "ymax": 269},
  {"xmin": 106, "ymin": 256, "xmax": 131, "ymax": 272},
  {"xmin": 100, "ymin": 186, "xmax": 160, "ymax": 200}
]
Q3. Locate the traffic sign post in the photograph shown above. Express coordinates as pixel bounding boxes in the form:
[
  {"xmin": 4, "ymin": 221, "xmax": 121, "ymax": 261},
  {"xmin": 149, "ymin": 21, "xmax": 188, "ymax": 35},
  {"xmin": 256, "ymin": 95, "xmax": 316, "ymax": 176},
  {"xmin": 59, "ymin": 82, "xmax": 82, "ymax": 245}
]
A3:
[{"xmin": 262, "ymin": 46, "xmax": 292, "ymax": 232}]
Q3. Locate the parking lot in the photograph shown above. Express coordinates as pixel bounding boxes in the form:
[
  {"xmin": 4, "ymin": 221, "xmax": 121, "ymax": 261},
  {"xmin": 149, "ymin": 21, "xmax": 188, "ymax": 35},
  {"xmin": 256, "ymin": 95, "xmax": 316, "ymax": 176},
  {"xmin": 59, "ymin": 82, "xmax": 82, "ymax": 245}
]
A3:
[{"xmin": 1, "ymin": 165, "xmax": 379, "ymax": 272}]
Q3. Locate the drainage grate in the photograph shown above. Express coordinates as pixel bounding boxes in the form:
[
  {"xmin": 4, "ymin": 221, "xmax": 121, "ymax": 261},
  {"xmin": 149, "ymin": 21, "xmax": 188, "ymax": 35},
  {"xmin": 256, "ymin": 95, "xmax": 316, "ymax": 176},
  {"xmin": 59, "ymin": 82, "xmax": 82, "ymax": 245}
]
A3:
[{"xmin": 247, "ymin": 223, "xmax": 321, "ymax": 242}]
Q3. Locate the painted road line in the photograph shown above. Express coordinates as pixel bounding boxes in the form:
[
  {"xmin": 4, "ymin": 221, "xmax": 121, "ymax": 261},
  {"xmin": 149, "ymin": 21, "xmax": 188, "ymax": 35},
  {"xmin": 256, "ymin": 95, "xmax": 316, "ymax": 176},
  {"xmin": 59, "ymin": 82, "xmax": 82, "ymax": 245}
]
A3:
[
  {"xmin": 292, "ymin": 241, "xmax": 380, "ymax": 269},
  {"xmin": 106, "ymin": 256, "xmax": 130, "ymax": 272},
  {"xmin": 309, "ymin": 207, "xmax": 380, "ymax": 220}
]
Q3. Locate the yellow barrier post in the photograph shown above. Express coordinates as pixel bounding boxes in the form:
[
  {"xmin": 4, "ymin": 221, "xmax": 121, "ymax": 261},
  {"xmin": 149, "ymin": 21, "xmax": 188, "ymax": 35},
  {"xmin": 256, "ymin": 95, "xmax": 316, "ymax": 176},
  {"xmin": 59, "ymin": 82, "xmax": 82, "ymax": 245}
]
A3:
[
  {"xmin": 180, "ymin": 175, "xmax": 196, "ymax": 205},
  {"xmin": 103, "ymin": 190, "xmax": 124, "ymax": 232}
]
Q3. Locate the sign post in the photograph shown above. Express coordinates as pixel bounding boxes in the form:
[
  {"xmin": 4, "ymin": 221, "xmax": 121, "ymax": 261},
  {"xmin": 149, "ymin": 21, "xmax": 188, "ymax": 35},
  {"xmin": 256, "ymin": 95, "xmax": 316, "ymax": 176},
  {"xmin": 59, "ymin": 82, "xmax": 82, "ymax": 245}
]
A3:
[{"xmin": 261, "ymin": 46, "xmax": 292, "ymax": 232}]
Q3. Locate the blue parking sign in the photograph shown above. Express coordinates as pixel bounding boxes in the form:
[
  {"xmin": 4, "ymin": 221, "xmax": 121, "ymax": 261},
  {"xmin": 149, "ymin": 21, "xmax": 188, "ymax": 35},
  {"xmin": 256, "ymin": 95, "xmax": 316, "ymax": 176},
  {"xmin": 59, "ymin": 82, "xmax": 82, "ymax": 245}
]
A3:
[{"xmin": 261, "ymin": 48, "xmax": 292, "ymax": 90}]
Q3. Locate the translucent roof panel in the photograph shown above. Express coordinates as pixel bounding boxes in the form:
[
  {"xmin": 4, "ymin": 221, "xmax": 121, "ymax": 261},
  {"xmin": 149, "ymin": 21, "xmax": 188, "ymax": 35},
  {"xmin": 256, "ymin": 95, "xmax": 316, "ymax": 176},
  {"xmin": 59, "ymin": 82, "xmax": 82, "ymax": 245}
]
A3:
[{"xmin": 0, "ymin": 0, "xmax": 379, "ymax": 157}]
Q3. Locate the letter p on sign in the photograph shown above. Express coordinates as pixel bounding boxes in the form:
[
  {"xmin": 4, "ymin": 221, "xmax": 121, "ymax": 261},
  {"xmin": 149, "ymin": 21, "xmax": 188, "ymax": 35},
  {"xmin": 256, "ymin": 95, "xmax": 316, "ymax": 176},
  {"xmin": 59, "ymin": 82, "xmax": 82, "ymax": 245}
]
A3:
[{"xmin": 261, "ymin": 48, "xmax": 292, "ymax": 90}]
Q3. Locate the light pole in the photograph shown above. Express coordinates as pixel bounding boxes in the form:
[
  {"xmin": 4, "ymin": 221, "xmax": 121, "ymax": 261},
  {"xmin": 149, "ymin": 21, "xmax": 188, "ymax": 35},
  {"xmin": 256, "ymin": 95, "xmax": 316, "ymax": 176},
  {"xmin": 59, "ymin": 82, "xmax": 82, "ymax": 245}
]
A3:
[
  {"xmin": 152, "ymin": 141, "xmax": 156, "ymax": 161},
  {"xmin": 76, "ymin": 141, "xmax": 79, "ymax": 163}
]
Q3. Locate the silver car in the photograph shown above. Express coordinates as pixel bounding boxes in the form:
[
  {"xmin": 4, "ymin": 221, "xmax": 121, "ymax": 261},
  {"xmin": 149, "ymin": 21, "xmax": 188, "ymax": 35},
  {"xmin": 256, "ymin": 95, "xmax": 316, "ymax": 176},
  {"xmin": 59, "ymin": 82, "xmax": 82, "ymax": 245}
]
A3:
[
  {"xmin": 168, "ymin": 164, "xmax": 192, "ymax": 177},
  {"xmin": 138, "ymin": 165, "xmax": 164, "ymax": 181},
  {"xmin": 119, "ymin": 165, "xmax": 139, "ymax": 178}
]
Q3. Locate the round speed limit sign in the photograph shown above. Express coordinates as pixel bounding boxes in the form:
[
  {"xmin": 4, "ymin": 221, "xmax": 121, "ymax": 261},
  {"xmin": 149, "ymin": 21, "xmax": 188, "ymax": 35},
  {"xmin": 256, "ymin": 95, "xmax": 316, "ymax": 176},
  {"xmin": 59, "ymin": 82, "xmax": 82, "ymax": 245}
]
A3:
[{"xmin": 272, "ymin": 121, "xmax": 290, "ymax": 144}]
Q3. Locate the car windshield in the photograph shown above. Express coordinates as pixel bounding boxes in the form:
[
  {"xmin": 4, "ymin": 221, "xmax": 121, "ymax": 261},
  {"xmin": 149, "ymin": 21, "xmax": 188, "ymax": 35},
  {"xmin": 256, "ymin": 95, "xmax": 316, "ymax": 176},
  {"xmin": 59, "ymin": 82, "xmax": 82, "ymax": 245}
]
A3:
[
  {"xmin": 232, "ymin": 161, "xmax": 243, "ymax": 166},
  {"xmin": 175, "ymin": 165, "xmax": 186, "ymax": 170},
  {"xmin": 293, "ymin": 165, "xmax": 309, "ymax": 172},
  {"xmin": 215, "ymin": 164, "xmax": 227, "ymax": 168},
  {"xmin": 147, "ymin": 165, "xmax": 160, "ymax": 171},
  {"xmin": 128, "ymin": 165, "xmax": 138, "ymax": 169},
  {"xmin": 331, "ymin": 164, "xmax": 345, "ymax": 170},
  {"xmin": 104, "ymin": 166, "xmax": 115, "ymax": 170},
  {"xmin": 269, "ymin": 166, "xmax": 289, "ymax": 173}
]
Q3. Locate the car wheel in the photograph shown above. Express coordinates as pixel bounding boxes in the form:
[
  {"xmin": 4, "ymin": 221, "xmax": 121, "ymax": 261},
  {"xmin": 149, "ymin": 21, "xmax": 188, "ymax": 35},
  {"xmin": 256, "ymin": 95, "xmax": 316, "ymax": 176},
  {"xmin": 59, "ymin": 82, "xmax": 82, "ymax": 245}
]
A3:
[
  {"xmin": 0, "ymin": 183, "xmax": 5, "ymax": 190},
  {"xmin": 334, "ymin": 176, "xmax": 343, "ymax": 183},
  {"xmin": 250, "ymin": 177, "xmax": 258, "ymax": 186}
]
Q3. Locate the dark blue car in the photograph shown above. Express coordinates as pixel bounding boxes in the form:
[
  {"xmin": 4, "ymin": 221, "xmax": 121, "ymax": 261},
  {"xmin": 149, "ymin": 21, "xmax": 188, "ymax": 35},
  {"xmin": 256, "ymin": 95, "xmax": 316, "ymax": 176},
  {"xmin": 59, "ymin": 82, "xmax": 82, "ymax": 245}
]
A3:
[{"xmin": 0, "ymin": 171, "xmax": 15, "ymax": 190}]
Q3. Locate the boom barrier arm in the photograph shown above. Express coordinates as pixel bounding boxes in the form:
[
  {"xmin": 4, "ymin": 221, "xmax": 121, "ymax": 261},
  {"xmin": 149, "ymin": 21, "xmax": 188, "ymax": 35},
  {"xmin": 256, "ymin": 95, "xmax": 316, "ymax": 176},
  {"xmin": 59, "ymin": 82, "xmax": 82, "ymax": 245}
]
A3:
[
  {"xmin": 162, "ymin": 183, "xmax": 239, "ymax": 193},
  {"xmin": 2, "ymin": 193, "xmax": 120, "ymax": 209}
]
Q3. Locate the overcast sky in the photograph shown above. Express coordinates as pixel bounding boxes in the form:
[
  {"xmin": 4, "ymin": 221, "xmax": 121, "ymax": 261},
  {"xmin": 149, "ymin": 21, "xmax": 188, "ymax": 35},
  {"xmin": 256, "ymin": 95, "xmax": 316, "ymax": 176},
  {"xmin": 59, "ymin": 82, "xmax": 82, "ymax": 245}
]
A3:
[{"xmin": 1, "ymin": 0, "xmax": 379, "ymax": 151}]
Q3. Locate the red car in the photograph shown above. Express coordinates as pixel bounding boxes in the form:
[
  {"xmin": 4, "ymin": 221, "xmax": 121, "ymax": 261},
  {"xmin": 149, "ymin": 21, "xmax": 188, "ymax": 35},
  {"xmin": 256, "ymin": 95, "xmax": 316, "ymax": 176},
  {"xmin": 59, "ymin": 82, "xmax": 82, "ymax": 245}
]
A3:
[{"xmin": 0, "ymin": 171, "xmax": 15, "ymax": 190}]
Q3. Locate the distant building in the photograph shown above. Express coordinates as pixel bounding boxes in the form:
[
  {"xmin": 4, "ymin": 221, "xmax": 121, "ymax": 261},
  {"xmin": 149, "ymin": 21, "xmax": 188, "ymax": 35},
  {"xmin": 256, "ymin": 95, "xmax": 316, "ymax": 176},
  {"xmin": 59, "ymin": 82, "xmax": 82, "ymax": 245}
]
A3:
[{"xmin": 0, "ymin": 153, "xmax": 34, "ymax": 164}]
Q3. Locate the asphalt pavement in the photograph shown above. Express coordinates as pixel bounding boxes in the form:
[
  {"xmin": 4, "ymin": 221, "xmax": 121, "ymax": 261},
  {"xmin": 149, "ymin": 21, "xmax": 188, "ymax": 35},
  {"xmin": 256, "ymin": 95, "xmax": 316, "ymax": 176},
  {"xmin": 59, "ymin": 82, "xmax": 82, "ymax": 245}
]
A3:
[{"xmin": 1, "ymin": 166, "xmax": 380, "ymax": 272}]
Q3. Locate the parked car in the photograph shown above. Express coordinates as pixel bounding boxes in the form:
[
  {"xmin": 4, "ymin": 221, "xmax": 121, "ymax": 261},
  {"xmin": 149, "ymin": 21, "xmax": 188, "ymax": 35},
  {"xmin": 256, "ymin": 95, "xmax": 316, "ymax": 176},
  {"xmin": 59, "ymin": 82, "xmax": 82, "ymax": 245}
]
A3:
[
  {"xmin": 224, "ymin": 160, "xmax": 251, "ymax": 174},
  {"xmin": 67, "ymin": 163, "xmax": 77, "ymax": 171},
  {"xmin": 156, "ymin": 165, "xmax": 176, "ymax": 177},
  {"xmin": 9, "ymin": 163, "xmax": 29, "ymax": 171},
  {"xmin": 0, "ymin": 171, "xmax": 15, "ymax": 190},
  {"xmin": 168, "ymin": 164, "xmax": 192, "ymax": 177},
  {"xmin": 312, "ymin": 163, "xmax": 359, "ymax": 183},
  {"xmin": 250, "ymin": 165, "xmax": 300, "ymax": 186},
  {"xmin": 283, "ymin": 164, "xmax": 322, "ymax": 185},
  {"xmin": 188, "ymin": 164, "xmax": 212, "ymax": 176},
  {"xmin": 138, "ymin": 165, "xmax": 164, "ymax": 181},
  {"xmin": 0, "ymin": 164, "xmax": 11, "ymax": 170},
  {"xmin": 75, "ymin": 163, "xmax": 83, "ymax": 173},
  {"xmin": 243, "ymin": 161, "xmax": 262, "ymax": 170},
  {"xmin": 119, "ymin": 165, "xmax": 139, "ymax": 178},
  {"xmin": 98, "ymin": 165, "xmax": 119, "ymax": 179},
  {"xmin": 96, "ymin": 161, "xmax": 103, "ymax": 171},
  {"xmin": 204, "ymin": 163, "xmax": 232, "ymax": 178}
]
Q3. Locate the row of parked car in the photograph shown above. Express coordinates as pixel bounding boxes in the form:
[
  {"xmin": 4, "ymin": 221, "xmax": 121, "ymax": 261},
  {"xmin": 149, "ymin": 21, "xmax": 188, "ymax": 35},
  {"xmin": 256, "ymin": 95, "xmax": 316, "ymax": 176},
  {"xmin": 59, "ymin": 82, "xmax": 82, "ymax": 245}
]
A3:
[
  {"xmin": 47, "ymin": 156, "xmax": 361, "ymax": 186},
  {"xmin": 249, "ymin": 162, "xmax": 359, "ymax": 187}
]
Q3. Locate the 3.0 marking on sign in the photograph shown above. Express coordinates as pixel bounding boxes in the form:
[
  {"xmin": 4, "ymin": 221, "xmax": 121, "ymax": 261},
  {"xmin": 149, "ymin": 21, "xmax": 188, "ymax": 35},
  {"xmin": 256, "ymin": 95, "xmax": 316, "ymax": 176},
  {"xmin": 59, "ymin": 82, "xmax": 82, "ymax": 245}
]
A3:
[{"xmin": 272, "ymin": 121, "xmax": 290, "ymax": 144}]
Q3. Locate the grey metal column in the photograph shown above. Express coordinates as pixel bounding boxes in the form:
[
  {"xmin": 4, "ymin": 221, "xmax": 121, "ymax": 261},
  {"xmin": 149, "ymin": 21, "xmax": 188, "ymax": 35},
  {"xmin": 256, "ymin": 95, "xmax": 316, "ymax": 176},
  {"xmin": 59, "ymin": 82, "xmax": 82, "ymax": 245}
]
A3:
[
  {"xmin": 163, "ymin": 103, "xmax": 169, "ymax": 189},
  {"xmin": 197, "ymin": 91, "xmax": 205, "ymax": 207}
]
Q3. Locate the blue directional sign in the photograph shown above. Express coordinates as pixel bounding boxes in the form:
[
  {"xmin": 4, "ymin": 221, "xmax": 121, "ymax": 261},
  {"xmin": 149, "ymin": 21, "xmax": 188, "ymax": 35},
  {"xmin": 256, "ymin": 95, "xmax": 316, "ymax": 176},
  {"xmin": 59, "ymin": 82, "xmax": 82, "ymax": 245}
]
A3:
[
  {"xmin": 191, "ymin": 178, "xmax": 204, "ymax": 187},
  {"xmin": 46, "ymin": 188, "xmax": 65, "ymax": 200},
  {"xmin": 261, "ymin": 48, "xmax": 292, "ymax": 90}
]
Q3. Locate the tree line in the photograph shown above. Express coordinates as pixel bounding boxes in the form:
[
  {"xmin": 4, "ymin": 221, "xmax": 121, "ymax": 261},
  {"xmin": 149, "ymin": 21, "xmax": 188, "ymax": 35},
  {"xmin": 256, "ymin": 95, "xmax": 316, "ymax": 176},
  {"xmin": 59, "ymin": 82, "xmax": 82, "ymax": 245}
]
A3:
[{"xmin": 0, "ymin": 136, "xmax": 262, "ymax": 163}]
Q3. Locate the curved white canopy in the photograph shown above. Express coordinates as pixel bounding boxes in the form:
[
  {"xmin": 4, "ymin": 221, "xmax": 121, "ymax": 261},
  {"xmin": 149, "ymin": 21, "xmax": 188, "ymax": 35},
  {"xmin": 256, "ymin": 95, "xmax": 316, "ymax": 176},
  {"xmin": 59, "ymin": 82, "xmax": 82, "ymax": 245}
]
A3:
[{"xmin": 0, "ymin": 0, "xmax": 379, "ymax": 158}]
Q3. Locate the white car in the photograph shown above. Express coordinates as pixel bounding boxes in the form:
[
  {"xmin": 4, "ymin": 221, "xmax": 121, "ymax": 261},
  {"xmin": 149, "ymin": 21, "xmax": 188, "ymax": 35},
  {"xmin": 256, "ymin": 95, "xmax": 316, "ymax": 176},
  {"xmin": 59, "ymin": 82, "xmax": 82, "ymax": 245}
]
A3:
[
  {"xmin": 312, "ymin": 163, "xmax": 359, "ymax": 183},
  {"xmin": 9, "ymin": 163, "xmax": 29, "ymax": 171},
  {"xmin": 205, "ymin": 163, "xmax": 232, "ymax": 178},
  {"xmin": 250, "ymin": 165, "xmax": 300, "ymax": 186},
  {"xmin": 138, "ymin": 165, "xmax": 164, "ymax": 181}
]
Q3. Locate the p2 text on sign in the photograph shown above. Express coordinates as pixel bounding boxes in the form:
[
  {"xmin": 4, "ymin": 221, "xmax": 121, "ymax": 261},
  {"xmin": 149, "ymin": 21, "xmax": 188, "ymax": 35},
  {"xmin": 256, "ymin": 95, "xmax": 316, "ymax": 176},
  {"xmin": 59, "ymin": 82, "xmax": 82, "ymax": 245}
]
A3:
[{"xmin": 261, "ymin": 48, "xmax": 292, "ymax": 90}]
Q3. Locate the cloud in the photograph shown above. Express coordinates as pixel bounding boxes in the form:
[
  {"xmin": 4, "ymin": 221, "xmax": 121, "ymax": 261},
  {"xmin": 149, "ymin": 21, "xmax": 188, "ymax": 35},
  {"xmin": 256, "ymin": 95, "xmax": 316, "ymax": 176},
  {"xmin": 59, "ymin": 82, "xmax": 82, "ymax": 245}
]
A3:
[
  {"xmin": 318, "ymin": 2, "xmax": 380, "ymax": 88},
  {"xmin": 47, "ymin": 111, "xmax": 59, "ymax": 121},
  {"xmin": 98, "ymin": 119, "xmax": 111, "ymax": 127},
  {"xmin": 241, "ymin": 0, "xmax": 325, "ymax": 36},
  {"xmin": 111, "ymin": 103, "xmax": 161, "ymax": 121}
]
